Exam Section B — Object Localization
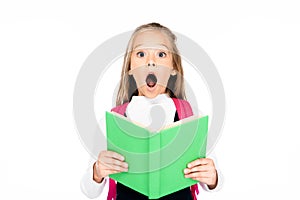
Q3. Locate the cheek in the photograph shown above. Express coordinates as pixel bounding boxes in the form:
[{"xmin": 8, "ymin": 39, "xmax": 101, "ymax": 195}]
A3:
[
  {"xmin": 130, "ymin": 57, "xmax": 137, "ymax": 67},
  {"xmin": 130, "ymin": 54, "xmax": 139, "ymax": 66},
  {"xmin": 131, "ymin": 59, "xmax": 144, "ymax": 68},
  {"xmin": 158, "ymin": 58, "xmax": 173, "ymax": 68}
]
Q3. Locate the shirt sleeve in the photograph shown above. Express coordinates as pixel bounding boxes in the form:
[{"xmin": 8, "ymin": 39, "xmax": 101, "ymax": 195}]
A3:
[{"xmin": 80, "ymin": 159, "xmax": 109, "ymax": 199}]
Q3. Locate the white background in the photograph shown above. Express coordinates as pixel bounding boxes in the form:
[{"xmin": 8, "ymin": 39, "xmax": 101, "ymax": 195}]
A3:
[{"xmin": 1, "ymin": 0, "xmax": 299, "ymax": 199}]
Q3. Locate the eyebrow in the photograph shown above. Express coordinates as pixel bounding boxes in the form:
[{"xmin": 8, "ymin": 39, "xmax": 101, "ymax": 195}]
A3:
[{"xmin": 133, "ymin": 43, "xmax": 170, "ymax": 50}]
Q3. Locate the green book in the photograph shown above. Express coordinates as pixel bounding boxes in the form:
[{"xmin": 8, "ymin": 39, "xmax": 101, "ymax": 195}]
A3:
[{"xmin": 106, "ymin": 111, "xmax": 208, "ymax": 199}]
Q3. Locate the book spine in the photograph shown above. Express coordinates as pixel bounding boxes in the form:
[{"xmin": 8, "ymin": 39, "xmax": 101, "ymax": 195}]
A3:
[{"xmin": 148, "ymin": 133, "xmax": 161, "ymax": 199}]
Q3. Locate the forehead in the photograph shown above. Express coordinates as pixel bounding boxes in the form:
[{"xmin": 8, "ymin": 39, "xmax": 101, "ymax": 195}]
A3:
[{"xmin": 132, "ymin": 30, "xmax": 172, "ymax": 50}]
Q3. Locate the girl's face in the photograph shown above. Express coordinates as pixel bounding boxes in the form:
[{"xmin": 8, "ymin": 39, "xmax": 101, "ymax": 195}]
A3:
[{"xmin": 130, "ymin": 30, "xmax": 174, "ymax": 98}]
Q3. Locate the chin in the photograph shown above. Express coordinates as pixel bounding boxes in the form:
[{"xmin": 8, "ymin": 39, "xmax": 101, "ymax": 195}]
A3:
[
  {"xmin": 139, "ymin": 86, "xmax": 166, "ymax": 99},
  {"xmin": 144, "ymin": 93, "xmax": 160, "ymax": 99}
]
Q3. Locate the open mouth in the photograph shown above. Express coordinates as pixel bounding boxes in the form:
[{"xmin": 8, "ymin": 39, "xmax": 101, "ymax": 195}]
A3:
[{"xmin": 146, "ymin": 74, "xmax": 157, "ymax": 88}]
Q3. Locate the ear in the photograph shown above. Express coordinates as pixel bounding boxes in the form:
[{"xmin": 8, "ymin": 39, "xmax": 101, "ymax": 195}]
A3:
[{"xmin": 171, "ymin": 69, "xmax": 177, "ymax": 76}]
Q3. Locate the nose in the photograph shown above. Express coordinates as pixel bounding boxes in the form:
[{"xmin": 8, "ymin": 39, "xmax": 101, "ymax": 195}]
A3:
[
  {"xmin": 147, "ymin": 62, "xmax": 156, "ymax": 67},
  {"xmin": 147, "ymin": 52, "xmax": 156, "ymax": 67}
]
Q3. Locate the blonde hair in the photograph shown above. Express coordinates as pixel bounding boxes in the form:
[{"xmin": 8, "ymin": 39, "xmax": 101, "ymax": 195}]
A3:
[{"xmin": 116, "ymin": 22, "xmax": 186, "ymax": 106}]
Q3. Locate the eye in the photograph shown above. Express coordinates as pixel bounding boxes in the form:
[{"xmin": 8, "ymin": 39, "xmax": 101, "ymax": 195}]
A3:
[
  {"xmin": 158, "ymin": 52, "xmax": 167, "ymax": 58},
  {"xmin": 137, "ymin": 51, "xmax": 145, "ymax": 58}
]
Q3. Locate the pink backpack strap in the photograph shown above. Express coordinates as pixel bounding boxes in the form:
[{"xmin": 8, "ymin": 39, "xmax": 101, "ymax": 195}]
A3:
[
  {"xmin": 191, "ymin": 184, "xmax": 199, "ymax": 200},
  {"xmin": 111, "ymin": 102, "xmax": 129, "ymax": 115},
  {"xmin": 171, "ymin": 98, "xmax": 193, "ymax": 118},
  {"xmin": 107, "ymin": 178, "xmax": 116, "ymax": 200}
]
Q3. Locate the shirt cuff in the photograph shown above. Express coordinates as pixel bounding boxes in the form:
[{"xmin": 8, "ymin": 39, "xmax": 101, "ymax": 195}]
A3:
[{"xmin": 80, "ymin": 164, "xmax": 108, "ymax": 198}]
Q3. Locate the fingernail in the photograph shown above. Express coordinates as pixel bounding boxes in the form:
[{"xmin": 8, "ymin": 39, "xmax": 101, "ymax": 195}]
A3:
[
  {"xmin": 184, "ymin": 169, "xmax": 188, "ymax": 174},
  {"xmin": 188, "ymin": 164, "xmax": 191, "ymax": 168}
]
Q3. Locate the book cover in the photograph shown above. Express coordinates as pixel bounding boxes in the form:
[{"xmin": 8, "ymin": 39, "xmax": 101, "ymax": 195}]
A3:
[{"xmin": 106, "ymin": 111, "xmax": 208, "ymax": 199}]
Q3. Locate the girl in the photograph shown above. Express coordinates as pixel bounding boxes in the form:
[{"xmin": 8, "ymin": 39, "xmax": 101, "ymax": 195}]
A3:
[{"xmin": 81, "ymin": 23, "xmax": 222, "ymax": 199}]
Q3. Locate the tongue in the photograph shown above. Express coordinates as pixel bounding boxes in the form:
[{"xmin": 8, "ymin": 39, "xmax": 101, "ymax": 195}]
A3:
[{"xmin": 147, "ymin": 80, "xmax": 155, "ymax": 87}]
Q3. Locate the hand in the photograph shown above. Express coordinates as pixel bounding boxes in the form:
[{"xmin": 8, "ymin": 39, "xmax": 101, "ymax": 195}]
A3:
[
  {"xmin": 93, "ymin": 150, "xmax": 128, "ymax": 183},
  {"xmin": 184, "ymin": 158, "xmax": 218, "ymax": 190}
]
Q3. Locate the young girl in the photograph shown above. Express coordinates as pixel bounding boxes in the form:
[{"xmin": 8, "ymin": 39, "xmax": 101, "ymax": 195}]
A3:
[{"xmin": 81, "ymin": 23, "xmax": 222, "ymax": 199}]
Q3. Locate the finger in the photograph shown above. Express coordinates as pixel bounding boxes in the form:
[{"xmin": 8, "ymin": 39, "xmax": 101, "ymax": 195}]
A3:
[
  {"xmin": 100, "ymin": 161, "xmax": 128, "ymax": 172},
  {"xmin": 185, "ymin": 171, "xmax": 211, "ymax": 179},
  {"xmin": 105, "ymin": 151, "xmax": 125, "ymax": 161},
  {"xmin": 183, "ymin": 166, "xmax": 204, "ymax": 174},
  {"xmin": 101, "ymin": 157, "xmax": 128, "ymax": 169},
  {"xmin": 184, "ymin": 164, "xmax": 215, "ymax": 174},
  {"xmin": 100, "ymin": 169, "xmax": 123, "ymax": 178},
  {"xmin": 106, "ymin": 169, "xmax": 123, "ymax": 175},
  {"xmin": 188, "ymin": 158, "xmax": 211, "ymax": 168},
  {"xmin": 100, "ymin": 151, "xmax": 128, "ymax": 169},
  {"xmin": 101, "ymin": 163, "xmax": 128, "ymax": 172}
]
